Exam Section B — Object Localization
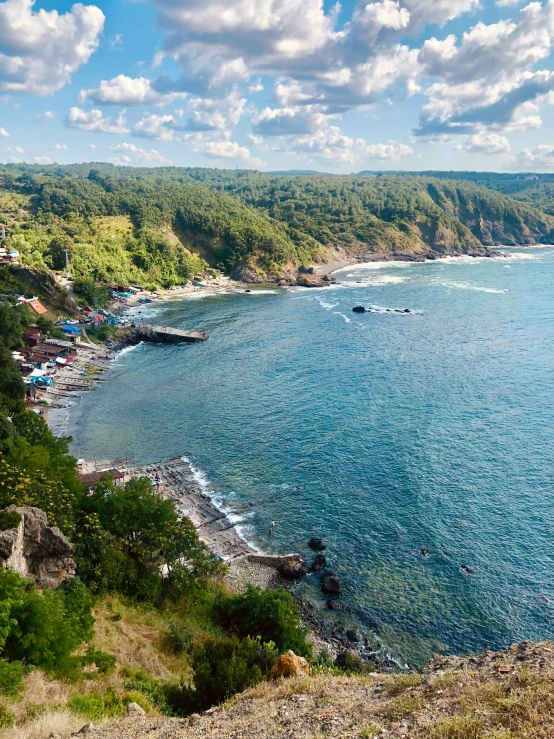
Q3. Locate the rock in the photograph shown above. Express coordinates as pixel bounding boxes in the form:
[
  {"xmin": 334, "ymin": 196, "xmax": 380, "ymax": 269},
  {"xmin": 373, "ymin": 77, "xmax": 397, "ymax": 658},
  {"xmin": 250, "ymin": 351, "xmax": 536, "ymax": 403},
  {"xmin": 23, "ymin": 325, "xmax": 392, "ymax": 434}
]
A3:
[
  {"xmin": 0, "ymin": 506, "xmax": 75, "ymax": 589},
  {"xmin": 310, "ymin": 554, "xmax": 326, "ymax": 571},
  {"xmin": 279, "ymin": 558, "xmax": 309, "ymax": 580},
  {"xmin": 346, "ymin": 629, "xmax": 359, "ymax": 642},
  {"xmin": 420, "ymin": 547, "xmax": 430, "ymax": 558},
  {"xmin": 352, "ymin": 306, "xmax": 366, "ymax": 313},
  {"xmin": 321, "ymin": 274, "xmax": 335, "ymax": 283},
  {"xmin": 460, "ymin": 564, "xmax": 474, "ymax": 574},
  {"xmin": 127, "ymin": 702, "xmax": 146, "ymax": 716},
  {"xmin": 321, "ymin": 571, "xmax": 343, "ymax": 594},
  {"xmin": 271, "ymin": 650, "xmax": 309, "ymax": 679},
  {"xmin": 189, "ymin": 714, "xmax": 202, "ymax": 725},
  {"xmin": 296, "ymin": 274, "xmax": 325, "ymax": 288},
  {"xmin": 77, "ymin": 723, "xmax": 95, "ymax": 735},
  {"xmin": 230, "ymin": 264, "xmax": 260, "ymax": 283},
  {"xmin": 308, "ymin": 537, "xmax": 326, "ymax": 551},
  {"xmin": 298, "ymin": 266, "xmax": 315, "ymax": 275},
  {"xmin": 327, "ymin": 599, "xmax": 343, "ymax": 611},
  {"xmin": 403, "ymin": 309, "xmax": 410, "ymax": 313}
]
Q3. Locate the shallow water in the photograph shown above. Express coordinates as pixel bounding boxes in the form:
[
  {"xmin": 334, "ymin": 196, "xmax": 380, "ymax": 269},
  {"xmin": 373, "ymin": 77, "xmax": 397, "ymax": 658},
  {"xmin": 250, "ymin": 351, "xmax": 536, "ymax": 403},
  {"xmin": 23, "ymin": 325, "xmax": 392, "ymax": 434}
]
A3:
[{"xmin": 67, "ymin": 248, "xmax": 554, "ymax": 665}]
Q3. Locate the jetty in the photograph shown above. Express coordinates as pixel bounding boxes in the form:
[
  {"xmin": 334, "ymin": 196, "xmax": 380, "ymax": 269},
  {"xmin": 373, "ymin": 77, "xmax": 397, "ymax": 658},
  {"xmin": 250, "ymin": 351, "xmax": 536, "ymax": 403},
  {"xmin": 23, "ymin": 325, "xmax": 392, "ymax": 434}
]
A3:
[{"xmin": 131, "ymin": 324, "xmax": 208, "ymax": 344}]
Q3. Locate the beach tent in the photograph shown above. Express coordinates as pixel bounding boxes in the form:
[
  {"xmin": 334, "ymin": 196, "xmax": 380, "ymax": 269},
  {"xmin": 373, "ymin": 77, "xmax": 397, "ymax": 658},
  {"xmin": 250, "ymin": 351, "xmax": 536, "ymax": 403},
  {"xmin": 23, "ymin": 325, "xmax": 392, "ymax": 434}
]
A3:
[{"xmin": 61, "ymin": 325, "xmax": 81, "ymax": 335}]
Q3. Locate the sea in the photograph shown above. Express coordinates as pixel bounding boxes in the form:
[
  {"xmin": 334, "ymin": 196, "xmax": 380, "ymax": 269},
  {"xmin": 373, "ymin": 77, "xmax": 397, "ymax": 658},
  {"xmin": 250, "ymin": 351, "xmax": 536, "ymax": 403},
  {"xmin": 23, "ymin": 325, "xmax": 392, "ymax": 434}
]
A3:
[{"xmin": 62, "ymin": 247, "xmax": 554, "ymax": 667}]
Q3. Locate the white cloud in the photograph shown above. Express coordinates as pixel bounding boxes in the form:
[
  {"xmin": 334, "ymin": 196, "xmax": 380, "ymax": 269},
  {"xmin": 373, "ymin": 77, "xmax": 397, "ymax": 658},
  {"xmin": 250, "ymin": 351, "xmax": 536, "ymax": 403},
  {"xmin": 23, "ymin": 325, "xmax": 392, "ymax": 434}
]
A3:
[
  {"xmin": 403, "ymin": 0, "xmax": 480, "ymax": 27},
  {"xmin": 34, "ymin": 156, "xmax": 53, "ymax": 164},
  {"xmin": 66, "ymin": 107, "xmax": 129, "ymax": 134},
  {"xmin": 35, "ymin": 111, "xmax": 55, "ymax": 122},
  {"xmin": 110, "ymin": 142, "xmax": 168, "ymax": 164},
  {"xmin": 175, "ymin": 92, "xmax": 246, "ymax": 133},
  {"xmin": 496, "ymin": 0, "xmax": 524, "ymax": 6},
  {"xmin": 109, "ymin": 33, "xmax": 123, "ymax": 50},
  {"xmin": 53, "ymin": 144, "xmax": 68, "ymax": 150},
  {"xmin": 89, "ymin": 144, "xmax": 97, "ymax": 149},
  {"xmin": 457, "ymin": 132, "xmax": 511, "ymax": 155},
  {"xmin": 80, "ymin": 75, "xmax": 185, "ymax": 107},
  {"xmin": 0, "ymin": 0, "xmax": 104, "ymax": 95},
  {"xmin": 291, "ymin": 125, "xmax": 412, "ymax": 163},
  {"xmin": 187, "ymin": 137, "xmax": 264, "ymax": 167},
  {"xmin": 252, "ymin": 106, "xmax": 328, "ymax": 136},
  {"xmin": 514, "ymin": 144, "xmax": 554, "ymax": 170},
  {"xmin": 133, "ymin": 113, "xmax": 176, "ymax": 141},
  {"xmin": 7, "ymin": 145, "xmax": 23, "ymax": 154},
  {"xmin": 0, "ymin": 128, "xmax": 9, "ymax": 137}
]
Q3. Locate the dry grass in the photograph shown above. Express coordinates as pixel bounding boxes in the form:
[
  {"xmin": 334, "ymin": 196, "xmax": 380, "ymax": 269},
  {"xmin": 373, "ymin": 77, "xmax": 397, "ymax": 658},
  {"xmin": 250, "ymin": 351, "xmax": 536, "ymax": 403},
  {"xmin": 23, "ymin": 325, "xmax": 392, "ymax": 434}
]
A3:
[
  {"xmin": 1, "ymin": 709, "xmax": 82, "ymax": 739},
  {"xmin": 93, "ymin": 216, "xmax": 133, "ymax": 238}
]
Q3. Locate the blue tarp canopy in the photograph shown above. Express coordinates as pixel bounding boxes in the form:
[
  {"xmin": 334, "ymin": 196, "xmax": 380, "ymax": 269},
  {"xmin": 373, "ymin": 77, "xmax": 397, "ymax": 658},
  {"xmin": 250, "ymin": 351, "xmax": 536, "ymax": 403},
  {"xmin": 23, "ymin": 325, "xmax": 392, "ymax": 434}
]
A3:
[{"xmin": 61, "ymin": 325, "xmax": 80, "ymax": 335}]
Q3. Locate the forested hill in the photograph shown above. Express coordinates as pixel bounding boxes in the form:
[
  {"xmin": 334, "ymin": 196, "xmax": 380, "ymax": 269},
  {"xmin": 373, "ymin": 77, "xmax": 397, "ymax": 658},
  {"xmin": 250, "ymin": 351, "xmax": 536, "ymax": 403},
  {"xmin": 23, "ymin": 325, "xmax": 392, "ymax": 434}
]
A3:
[{"xmin": 1, "ymin": 164, "xmax": 553, "ymax": 287}]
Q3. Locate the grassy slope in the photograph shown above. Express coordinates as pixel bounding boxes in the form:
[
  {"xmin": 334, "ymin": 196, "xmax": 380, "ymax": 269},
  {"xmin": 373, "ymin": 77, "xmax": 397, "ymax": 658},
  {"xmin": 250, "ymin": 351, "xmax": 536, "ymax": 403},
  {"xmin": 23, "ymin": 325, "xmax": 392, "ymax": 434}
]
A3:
[{"xmin": 74, "ymin": 641, "xmax": 554, "ymax": 739}]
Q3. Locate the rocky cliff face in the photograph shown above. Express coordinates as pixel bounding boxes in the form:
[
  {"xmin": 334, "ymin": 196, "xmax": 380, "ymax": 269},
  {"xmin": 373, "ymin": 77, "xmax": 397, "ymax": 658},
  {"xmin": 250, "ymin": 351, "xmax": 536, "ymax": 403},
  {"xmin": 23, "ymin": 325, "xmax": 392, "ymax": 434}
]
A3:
[{"xmin": 0, "ymin": 506, "xmax": 76, "ymax": 588}]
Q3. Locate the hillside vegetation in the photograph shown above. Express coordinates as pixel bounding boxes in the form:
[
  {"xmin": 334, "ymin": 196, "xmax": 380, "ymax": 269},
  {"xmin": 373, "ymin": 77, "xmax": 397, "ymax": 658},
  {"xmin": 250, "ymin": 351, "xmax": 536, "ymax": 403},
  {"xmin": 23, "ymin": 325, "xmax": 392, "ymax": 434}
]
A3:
[{"xmin": 1, "ymin": 164, "xmax": 553, "ymax": 287}]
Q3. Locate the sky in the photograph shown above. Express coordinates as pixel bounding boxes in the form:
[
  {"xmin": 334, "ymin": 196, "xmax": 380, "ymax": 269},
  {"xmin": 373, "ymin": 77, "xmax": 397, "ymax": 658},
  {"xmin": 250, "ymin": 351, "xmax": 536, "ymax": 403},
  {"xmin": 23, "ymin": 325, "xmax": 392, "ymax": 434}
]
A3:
[{"xmin": 2, "ymin": 0, "xmax": 554, "ymax": 173}]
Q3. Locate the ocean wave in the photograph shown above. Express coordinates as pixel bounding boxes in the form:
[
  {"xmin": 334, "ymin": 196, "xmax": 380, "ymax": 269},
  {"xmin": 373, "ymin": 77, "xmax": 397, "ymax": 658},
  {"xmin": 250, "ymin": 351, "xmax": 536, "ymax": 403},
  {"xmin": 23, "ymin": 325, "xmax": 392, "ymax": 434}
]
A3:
[
  {"xmin": 317, "ymin": 297, "xmax": 339, "ymax": 310},
  {"xmin": 118, "ymin": 341, "xmax": 144, "ymax": 357},
  {"xmin": 361, "ymin": 304, "xmax": 423, "ymax": 315},
  {"xmin": 498, "ymin": 252, "xmax": 538, "ymax": 261},
  {"xmin": 441, "ymin": 280, "xmax": 508, "ymax": 294},
  {"xmin": 333, "ymin": 311, "xmax": 351, "ymax": 323}
]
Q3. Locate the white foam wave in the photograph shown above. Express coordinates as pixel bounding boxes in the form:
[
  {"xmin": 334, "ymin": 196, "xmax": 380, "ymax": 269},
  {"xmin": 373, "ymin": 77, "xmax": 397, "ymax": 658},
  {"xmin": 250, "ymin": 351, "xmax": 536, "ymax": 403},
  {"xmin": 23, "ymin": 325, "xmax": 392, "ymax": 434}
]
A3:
[
  {"xmin": 498, "ymin": 252, "xmax": 538, "ymax": 261},
  {"xmin": 364, "ymin": 305, "xmax": 423, "ymax": 315},
  {"xmin": 333, "ymin": 311, "xmax": 351, "ymax": 323},
  {"xmin": 317, "ymin": 297, "xmax": 339, "ymax": 310},
  {"xmin": 118, "ymin": 341, "xmax": 143, "ymax": 357},
  {"xmin": 441, "ymin": 280, "xmax": 508, "ymax": 294}
]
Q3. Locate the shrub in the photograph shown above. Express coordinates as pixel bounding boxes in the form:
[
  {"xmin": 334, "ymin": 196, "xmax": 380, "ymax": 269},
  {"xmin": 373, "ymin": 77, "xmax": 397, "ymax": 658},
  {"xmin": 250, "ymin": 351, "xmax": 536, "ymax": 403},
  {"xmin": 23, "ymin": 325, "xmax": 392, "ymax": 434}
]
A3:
[
  {"xmin": 80, "ymin": 647, "xmax": 116, "ymax": 676},
  {"xmin": 122, "ymin": 668, "xmax": 172, "ymax": 714},
  {"xmin": 68, "ymin": 689, "xmax": 126, "ymax": 721},
  {"xmin": 168, "ymin": 620, "xmax": 194, "ymax": 654},
  {"xmin": 387, "ymin": 694, "xmax": 425, "ymax": 720},
  {"xmin": 0, "ymin": 707, "xmax": 15, "ymax": 728},
  {"xmin": 430, "ymin": 715, "xmax": 484, "ymax": 739},
  {"xmin": 0, "ymin": 658, "xmax": 24, "ymax": 697},
  {"xmin": 215, "ymin": 585, "xmax": 312, "ymax": 657},
  {"xmin": 167, "ymin": 635, "xmax": 279, "ymax": 715},
  {"xmin": 388, "ymin": 673, "xmax": 424, "ymax": 695},
  {"xmin": 0, "ymin": 510, "xmax": 21, "ymax": 531}
]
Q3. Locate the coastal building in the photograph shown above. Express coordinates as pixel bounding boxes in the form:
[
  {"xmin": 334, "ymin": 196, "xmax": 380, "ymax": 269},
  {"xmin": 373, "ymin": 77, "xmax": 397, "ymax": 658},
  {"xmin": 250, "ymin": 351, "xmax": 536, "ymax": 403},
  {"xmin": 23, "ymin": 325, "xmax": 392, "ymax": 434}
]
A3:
[{"xmin": 77, "ymin": 468, "xmax": 127, "ymax": 492}]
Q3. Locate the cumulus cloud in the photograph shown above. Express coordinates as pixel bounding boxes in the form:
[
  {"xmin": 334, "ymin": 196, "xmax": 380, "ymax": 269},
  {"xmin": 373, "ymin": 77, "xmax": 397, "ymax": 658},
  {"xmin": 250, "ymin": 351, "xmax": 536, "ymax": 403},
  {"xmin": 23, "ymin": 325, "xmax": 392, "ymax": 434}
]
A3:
[
  {"xmin": 80, "ymin": 75, "xmax": 186, "ymax": 107},
  {"xmin": 183, "ymin": 135, "xmax": 264, "ymax": 166},
  {"xmin": 34, "ymin": 156, "xmax": 52, "ymax": 164},
  {"xmin": 132, "ymin": 113, "xmax": 176, "ymax": 141},
  {"xmin": 7, "ymin": 145, "xmax": 23, "ymax": 154},
  {"xmin": 53, "ymin": 144, "xmax": 68, "ymax": 150},
  {"xmin": 416, "ymin": 2, "xmax": 554, "ymax": 138},
  {"xmin": 0, "ymin": 0, "xmax": 104, "ymax": 95},
  {"xmin": 35, "ymin": 111, "xmax": 55, "ymax": 122},
  {"xmin": 175, "ymin": 92, "xmax": 246, "ymax": 133},
  {"xmin": 109, "ymin": 141, "xmax": 168, "ymax": 165},
  {"xmin": 514, "ymin": 144, "xmax": 554, "ymax": 170},
  {"xmin": 291, "ymin": 125, "xmax": 412, "ymax": 163},
  {"xmin": 457, "ymin": 131, "xmax": 511, "ymax": 155},
  {"xmin": 66, "ymin": 107, "xmax": 129, "ymax": 134},
  {"xmin": 252, "ymin": 106, "xmax": 328, "ymax": 136},
  {"xmin": 0, "ymin": 128, "xmax": 9, "ymax": 137},
  {"xmin": 403, "ymin": 0, "xmax": 480, "ymax": 27}
]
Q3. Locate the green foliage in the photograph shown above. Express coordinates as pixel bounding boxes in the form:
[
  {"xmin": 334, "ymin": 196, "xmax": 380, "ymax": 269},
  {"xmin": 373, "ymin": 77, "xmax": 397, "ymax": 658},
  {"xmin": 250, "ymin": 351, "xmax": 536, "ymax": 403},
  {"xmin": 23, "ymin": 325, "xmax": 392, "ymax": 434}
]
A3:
[
  {"xmin": 122, "ymin": 667, "xmax": 172, "ymax": 713},
  {"xmin": 0, "ymin": 569, "xmax": 94, "ymax": 678},
  {"xmin": 80, "ymin": 646, "xmax": 117, "ymax": 676},
  {"xmin": 0, "ymin": 707, "xmax": 15, "ymax": 728},
  {"xmin": 215, "ymin": 585, "xmax": 312, "ymax": 657},
  {"xmin": 0, "ymin": 509, "xmax": 21, "ymax": 531},
  {"xmin": 67, "ymin": 688, "xmax": 128, "ymax": 721},
  {"xmin": 167, "ymin": 635, "xmax": 279, "ymax": 715},
  {"xmin": 0, "ymin": 658, "xmax": 24, "ymax": 697}
]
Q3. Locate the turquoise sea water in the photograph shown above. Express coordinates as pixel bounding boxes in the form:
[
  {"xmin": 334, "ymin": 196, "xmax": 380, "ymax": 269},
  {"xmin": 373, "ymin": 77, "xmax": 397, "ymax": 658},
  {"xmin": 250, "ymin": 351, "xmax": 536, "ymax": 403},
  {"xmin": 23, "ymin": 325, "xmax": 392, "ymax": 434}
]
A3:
[{"xmin": 66, "ymin": 248, "xmax": 554, "ymax": 665}]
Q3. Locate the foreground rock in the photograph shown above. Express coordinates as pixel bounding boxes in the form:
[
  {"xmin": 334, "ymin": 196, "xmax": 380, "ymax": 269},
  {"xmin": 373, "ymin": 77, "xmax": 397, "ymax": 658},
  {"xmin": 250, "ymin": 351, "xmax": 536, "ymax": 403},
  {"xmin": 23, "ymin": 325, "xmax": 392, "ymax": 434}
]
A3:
[
  {"xmin": 0, "ymin": 506, "xmax": 75, "ymax": 588},
  {"xmin": 271, "ymin": 650, "xmax": 309, "ymax": 679}
]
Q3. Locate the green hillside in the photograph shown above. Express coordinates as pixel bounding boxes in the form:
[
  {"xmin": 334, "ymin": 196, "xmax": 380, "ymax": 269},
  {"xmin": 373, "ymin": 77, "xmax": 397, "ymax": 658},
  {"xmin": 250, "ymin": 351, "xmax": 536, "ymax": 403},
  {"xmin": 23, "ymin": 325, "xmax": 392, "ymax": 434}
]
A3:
[{"xmin": 1, "ymin": 164, "xmax": 553, "ymax": 287}]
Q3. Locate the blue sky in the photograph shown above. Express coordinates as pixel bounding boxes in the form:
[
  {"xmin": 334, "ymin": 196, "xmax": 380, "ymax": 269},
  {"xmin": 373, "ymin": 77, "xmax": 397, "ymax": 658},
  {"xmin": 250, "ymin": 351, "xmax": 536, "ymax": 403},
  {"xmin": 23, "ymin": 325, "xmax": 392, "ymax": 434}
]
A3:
[{"xmin": 2, "ymin": 0, "xmax": 554, "ymax": 172}]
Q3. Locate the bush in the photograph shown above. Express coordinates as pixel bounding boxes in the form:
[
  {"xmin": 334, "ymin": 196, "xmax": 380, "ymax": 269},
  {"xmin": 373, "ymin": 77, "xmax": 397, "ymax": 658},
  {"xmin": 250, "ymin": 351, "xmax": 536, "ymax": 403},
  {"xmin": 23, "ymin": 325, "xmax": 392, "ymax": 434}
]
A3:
[
  {"xmin": 167, "ymin": 635, "xmax": 279, "ymax": 715},
  {"xmin": 0, "ymin": 707, "xmax": 15, "ymax": 728},
  {"xmin": 68, "ymin": 689, "xmax": 127, "ymax": 721},
  {"xmin": 168, "ymin": 620, "xmax": 194, "ymax": 654},
  {"xmin": 80, "ymin": 647, "xmax": 116, "ymax": 676},
  {"xmin": 0, "ymin": 658, "xmax": 24, "ymax": 697},
  {"xmin": 0, "ymin": 509, "xmax": 22, "ymax": 531},
  {"xmin": 215, "ymin": 585, "xmax": 312, "ymax": 657},
  {"xmin": 122, "ymin": 668, "xmax": 171, "ymax": 713}
]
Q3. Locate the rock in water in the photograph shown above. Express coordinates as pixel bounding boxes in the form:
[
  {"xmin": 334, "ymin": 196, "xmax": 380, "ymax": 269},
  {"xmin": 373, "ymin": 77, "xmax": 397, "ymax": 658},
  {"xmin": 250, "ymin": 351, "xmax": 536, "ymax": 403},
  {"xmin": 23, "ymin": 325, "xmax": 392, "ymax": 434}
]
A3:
[
  {"xmin": 271, "ymin": 650, "xmax": 309, "ymax": 679},
  {"xmin": 308, "ymin": 537, "xmax": 326, "ymax": 551},
  {"xmin": 0, "ymin": 506, "xmax": 75, "ymax": 588},
  {"xmin": 279, "ymin": 558, "xmax": 309, "ymax": 580},
  {"xmin": 310, "ymin": 554, "xmax": 327, "ymax": 571},
  {"xmin": 352, "ymin": 306, "xmax": 366, "ymax": 313},
  {"xmin": 321, "ymin": 571, "xmax": 343, "ymax": 594}
]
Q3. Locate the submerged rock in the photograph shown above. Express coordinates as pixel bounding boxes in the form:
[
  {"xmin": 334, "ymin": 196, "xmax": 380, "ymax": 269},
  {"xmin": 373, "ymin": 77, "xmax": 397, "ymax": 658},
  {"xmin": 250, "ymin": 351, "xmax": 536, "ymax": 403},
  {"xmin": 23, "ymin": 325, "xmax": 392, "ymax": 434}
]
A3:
[{"xmin": 308, "ymin": 537, "xmax": 327, "ymax": 551}]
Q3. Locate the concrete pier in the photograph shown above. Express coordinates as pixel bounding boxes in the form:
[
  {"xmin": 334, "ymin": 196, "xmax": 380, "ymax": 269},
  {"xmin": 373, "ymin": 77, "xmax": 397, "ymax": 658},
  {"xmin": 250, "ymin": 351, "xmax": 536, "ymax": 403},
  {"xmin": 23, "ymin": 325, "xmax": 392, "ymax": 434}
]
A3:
[{"xmin": 133, "ymin": 324, "xmax": 208, "ymax": 343}]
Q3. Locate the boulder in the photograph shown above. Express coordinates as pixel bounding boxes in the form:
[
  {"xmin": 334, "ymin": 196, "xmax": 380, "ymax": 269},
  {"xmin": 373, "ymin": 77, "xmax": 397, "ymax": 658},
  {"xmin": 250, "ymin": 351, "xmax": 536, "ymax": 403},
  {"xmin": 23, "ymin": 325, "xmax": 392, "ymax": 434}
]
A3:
[
  {"xmin": 0, "ymin": 506, "xmax": 75, "ymax": 589},
  {"xmin": 279, "ymin": 558, "xmax": 309, "ymax": 580},
  {"xmin": 271, "ymin": 650, "xmax": 309, "ymax": 679},
  {"xmin": 310, "ymin": 554, "xmax": 326, "ymax": 571},
  {"xmin": 127, "ymin": 702, "xmax": 146, "ymax": 716},
  {"xmin": 326, "ymin": 599, "xmax": 343, "ymax": 611},
  {"xmin": 308, "ymin": 537, "xmax": 326, "ymax": 551},
  {"xmin": 352, "ymin": 306, "xmax": 366, "ymax": 313},
  {"xmin": 296, "ymin": 274, "xmax": 325, "ymax": 288},
  {"xmin": 321, "ymin": 571, "xmax": 343, "ymax": 594},
  {"xmin": 346, "ymin": 629, "xmax": 359, "ymax": 642},
  {"xmin": 321, "ymin": 274, "xmax": 335, "ymax": 283}
]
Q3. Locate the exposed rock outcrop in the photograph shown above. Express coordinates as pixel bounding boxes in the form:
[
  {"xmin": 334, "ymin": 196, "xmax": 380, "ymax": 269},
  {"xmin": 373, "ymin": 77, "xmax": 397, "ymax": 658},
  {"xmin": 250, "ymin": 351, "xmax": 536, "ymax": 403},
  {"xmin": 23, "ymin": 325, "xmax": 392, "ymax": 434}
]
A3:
[
  {"xmin": 0, "ymin": 506, "xmax": 76, "ymax": 588},
  {"xmin": 271, "ymin": 650, "xmax": 309, "ymax": 679}
]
